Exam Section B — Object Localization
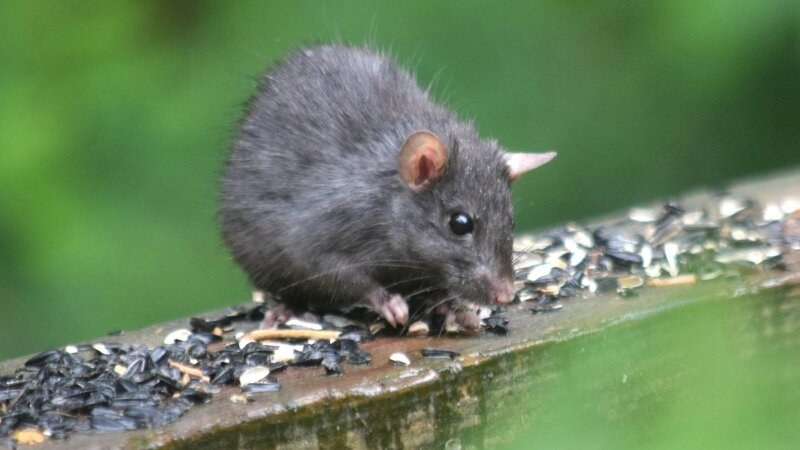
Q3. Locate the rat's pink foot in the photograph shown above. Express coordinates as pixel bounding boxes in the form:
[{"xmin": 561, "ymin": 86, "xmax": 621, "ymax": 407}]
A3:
[
  {"xmin": 260, "ymin": 303, "xmax": 292, "ymax": 328},
  {"xmin": 369, "ymin": 292, "xmax": 408, "ymax": 327}
]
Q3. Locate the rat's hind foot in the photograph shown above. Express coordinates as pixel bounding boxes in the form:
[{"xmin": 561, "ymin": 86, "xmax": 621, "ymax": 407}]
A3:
[
  {"xmin": 260, "ymin": 303, "xmax": 292, "ymax": 328},
  {"xmin": 368, "ymin": 290, "xmax": 409, "ymax": 328}
]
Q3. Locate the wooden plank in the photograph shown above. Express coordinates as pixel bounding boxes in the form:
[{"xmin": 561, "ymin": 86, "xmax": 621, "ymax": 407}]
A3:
[{"xmin": 2, "ymin": 168, "xmax": 799, "ymax": 449}]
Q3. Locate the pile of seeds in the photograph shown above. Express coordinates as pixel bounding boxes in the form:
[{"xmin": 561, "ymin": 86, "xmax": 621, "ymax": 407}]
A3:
[
  {"xmin": 513, "ymin": 194, "xmax": 800, "ymax": 309},
  {"xmin": 0, "ymin": 305, "xmax": 380, "ymax": 444},
  {"xmin": 0, "ymin": 300, "xmax": 503, "ymax": 445}
]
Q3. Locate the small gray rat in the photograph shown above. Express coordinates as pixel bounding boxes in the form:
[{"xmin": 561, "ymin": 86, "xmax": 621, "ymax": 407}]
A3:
[{"xmin": 219, "ymin": 44, "xmax": 554, "ymax": 329}]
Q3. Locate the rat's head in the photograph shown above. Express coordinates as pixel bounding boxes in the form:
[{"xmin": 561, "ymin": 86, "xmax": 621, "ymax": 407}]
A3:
[{"xmin": 391, "ymin": 128, "xmax": 555, "ymax": 307}]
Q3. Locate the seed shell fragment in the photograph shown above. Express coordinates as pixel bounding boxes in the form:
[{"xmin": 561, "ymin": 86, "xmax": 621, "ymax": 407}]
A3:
[
  {"xmin": 389, "ymin": 352, "xmax": 411, "ymax": 366},
  {"xmin": 420, "ymin": 348, "xmax": 461, "ymax": 359},
  {"xmin": 407, "ymin": 321, "xmax": 430, "ymax": 337},
  {"xmin": 238, "ymin": 366, "xmax": 270, "ymax": 387}
]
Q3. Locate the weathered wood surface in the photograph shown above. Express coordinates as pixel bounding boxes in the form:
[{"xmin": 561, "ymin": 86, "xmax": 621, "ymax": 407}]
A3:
[{"xmin": 2, "ymin": 168, "xmax": 799, "ymax": 449}]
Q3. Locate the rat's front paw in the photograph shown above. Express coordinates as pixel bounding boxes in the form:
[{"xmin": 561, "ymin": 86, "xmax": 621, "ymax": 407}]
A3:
[
  {"xmin": 261, "ymin": 303, "xmax": 292, "ymax": 328},
  {"xmin": 369, "ymin": 291, "xmax": 409, "ymax": 327}
]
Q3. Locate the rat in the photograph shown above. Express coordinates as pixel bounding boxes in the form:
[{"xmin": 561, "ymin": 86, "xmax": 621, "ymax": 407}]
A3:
[{"xmin": 219, "ymin": 44, "xmax": 555, "ymax": 330}]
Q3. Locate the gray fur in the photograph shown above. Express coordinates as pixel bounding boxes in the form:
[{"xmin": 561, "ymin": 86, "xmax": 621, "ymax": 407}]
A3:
[{"xmin": 220, "ymin": 44, "xmax": 515, "ymax": 315}]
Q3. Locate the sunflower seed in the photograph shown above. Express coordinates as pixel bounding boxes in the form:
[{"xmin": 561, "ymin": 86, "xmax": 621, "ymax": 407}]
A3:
[
  {"xmin": 407, "ymin": 321, "xmax": 430, "ymax": 337},
  {"xmin": 628, "ymin": 207, "xmax": 658, "ymax": 223},
  {"xmin": 238, "ymin": 366, "xmax": 270, "ymax": 387},
  {"xmin": 241, "ymin": 380, "xmax": 281, "ymax": 393},
  {"xmin": 285, "ymin": 318, "xmax": 323, "ymax": 331},
  {"xmin": 420, "ymin": 348, "xmax": 460, "ymax": 359},
  {"xmin": 389, "ymin": 353, "xmax": 411, "ymax": 366},
  {"xmin": 163, "ymin": 329, "xmax": 192, "ymax": 345},
  {"xmin": 322, "ymin": 314, "xmax": 361, "ymax": 329}
]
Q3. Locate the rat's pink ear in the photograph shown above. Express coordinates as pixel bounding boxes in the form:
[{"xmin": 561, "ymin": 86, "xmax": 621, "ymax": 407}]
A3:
[
  {"xmin": 398, "ymin": 131, "xmax": 449, "ymax": 192},
  {"xmin": 504, "ymin": 151, "xmax": 557, "ymax": 182}
]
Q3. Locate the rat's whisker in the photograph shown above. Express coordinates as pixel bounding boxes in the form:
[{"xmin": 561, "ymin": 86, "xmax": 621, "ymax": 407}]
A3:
[
  {"xmin": 403, "ymin": 292, "xmax": 456, "ymax": 330},
  {"xmin": 382, "ymin": 275, "xmax": 439, "ymax": 290},
  {"xmin": 275, "ymin": 260, "xmax": 431, "ymax": 292},
  {"xmin": 405, "ymin": 284, "xmax": 447, "ymax": 299}
]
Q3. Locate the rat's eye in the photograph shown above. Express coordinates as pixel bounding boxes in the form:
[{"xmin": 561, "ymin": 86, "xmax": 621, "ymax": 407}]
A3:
[{"xmin": 449, "ymin": 212, "xmax": 473, "ymax": 235}]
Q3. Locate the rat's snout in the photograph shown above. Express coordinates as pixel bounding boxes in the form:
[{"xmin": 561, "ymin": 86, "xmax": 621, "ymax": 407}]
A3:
[
  {"xmin": 475, "ymin": 267, "xmax": 515, "ymax": 305},
  {"xmin": 490, "ymin": 278, "xmax": 515, "ymax": 305}
]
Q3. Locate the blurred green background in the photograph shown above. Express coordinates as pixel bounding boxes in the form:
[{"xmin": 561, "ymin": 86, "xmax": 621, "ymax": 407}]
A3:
[
  {"xmin": 499, "ymin": 291, "xmax": 800, "ymax": 450},
  {"xmin": 1, "ymin": 0, "xmax": 798, "ymax": 363}
]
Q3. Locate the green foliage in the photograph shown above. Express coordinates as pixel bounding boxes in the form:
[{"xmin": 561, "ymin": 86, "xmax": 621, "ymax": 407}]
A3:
[{"xmin": 1, "ymin": 1, "xmax": 798, "ymax": 360}]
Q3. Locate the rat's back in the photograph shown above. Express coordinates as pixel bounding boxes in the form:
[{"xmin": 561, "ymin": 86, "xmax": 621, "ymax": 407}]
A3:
[{"xmin": 239, "ymin": 45, "xmax": 442, "ymax": 165}]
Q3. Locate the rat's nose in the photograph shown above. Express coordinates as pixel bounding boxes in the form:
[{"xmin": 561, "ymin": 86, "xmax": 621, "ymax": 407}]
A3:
[
  {"xmin": 490, "ymin": 278, "xmax": 515, "ymax": 305},
  {"xmin": 475, "ymin": 267, "xmax": 515, "ymax": 305}
]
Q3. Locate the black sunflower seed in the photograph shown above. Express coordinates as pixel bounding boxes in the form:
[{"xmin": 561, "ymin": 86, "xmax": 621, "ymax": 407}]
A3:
[
  {"xmin": 420, "ymin": 348, "xmax": 460, "ymax": 359},
  {"xmin": 24, "ymin": 350, "xmax": 62, "ymax": 368},
  {"xmin": 240, "ymin": 380, "xmax": 281, "ymax": 394},
  {"xmin": 322, "ymin": 355, "xmax": 343, "ymax": 376},
  {"xmin": 90, "ymin": 414, "xmax": 138, "ymax": 432},
  {"xmin": 346, "ymin": 350, "xmax": 372, "ymax": 365},
  {"xmin": 179, "ymin": 388, "xmax": 213, "ymax": 404}
]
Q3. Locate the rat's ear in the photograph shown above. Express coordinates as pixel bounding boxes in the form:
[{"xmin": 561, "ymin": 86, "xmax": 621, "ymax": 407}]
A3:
[
  {"xmin": 504, "ymin": 151, "xmax": 557, "ymax": 182},
  {"xmin": 398, "ymin": 131, "xmax": 449, "ymax": 192}
]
